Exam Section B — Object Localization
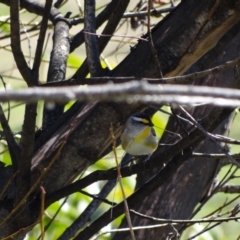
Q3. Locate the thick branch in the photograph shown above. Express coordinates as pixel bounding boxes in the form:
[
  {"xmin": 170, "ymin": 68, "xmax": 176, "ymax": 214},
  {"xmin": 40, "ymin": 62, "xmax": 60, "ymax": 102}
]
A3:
[
  {"xmin": 45, "ymin": 107, "xmax": 228, "ymax": 206},
  {"xmin": 42, "ymin": 8, "xmax": 70, "ymax": 130},
  {"xmin": 15, "ymin": 103, "xmax": 37, "ymax": 227},
  {"xmin": 74, "ymin": 107, "xmax": 232, "ymax": 240},
  {"xmin": 1, "ymin": 84, "xmax": 240, "ymax": 106},
  {"xmin": 43, "ymin": 54, "xmax": 240, "ymax": 86}
]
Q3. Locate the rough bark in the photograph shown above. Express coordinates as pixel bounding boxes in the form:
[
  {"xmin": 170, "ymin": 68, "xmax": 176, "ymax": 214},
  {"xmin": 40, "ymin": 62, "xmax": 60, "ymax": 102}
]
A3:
[
  {"xmin": 0, "ymin": 0, "xmax": 240, "ymax": 238},
  {"xmin": 31, "ymin": 0, "xmax": 240, "ymax": 196},
  {"xmin": 113, "ymin": 5, "xmax": 240, "ymax": 240}
]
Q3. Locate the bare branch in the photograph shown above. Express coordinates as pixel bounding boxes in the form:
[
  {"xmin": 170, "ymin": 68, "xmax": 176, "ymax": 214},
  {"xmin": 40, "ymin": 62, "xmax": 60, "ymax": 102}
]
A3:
[
  {"xmin": 59, "ymin": 180, "xmax": 117, "ymax": 239},
  {"xmin": 10, "ymin": 0, "xmax": 33, "ymax": 85},
  {"xmin": 122, "ymin": 7, "xmax": 175, "ymax": 19},
  {"xmin": 0, "ymin": 105, "xmax": 19, "ymax": 171},
  {"xmin": 44, "ymin": 54, "xmax": 240, "ymax": 86},
  {"xmin": 32, "ymin": 0, "xmax": 53, "ymax": 75},
  {"xmin": 15, "ymin": 103, "xmax": 37, "ymax": 227},
  {"xmin": 219, "ymin": 184, "xmax": 240, "ymax": 193},
  {"xmin": 179, "ymin": 106, "xmax": 240, "ymax": 167},
  {"xmin": 91, "ymin": 223, "xmax": 176, "ymax": 240},
  {"xmin": 70, "ymin": 0, "xmax": 118, "ymax": 52},
  {"xmin": 84, "ymin": 0, "xmax": 102, "ymax": 77},
  {"xmin": 193, "ymin": 152, "xmax": 240, "ymax": 160},
  {"xmin": 1, "ymin": 0, "xmax": 62, "ymax": 23},
  {"xmin": 46, "ymin": 107, "xmax": 225, "ymax": 206},
  {"xmin": 147, "ymin": 0, "xmax": 162, "ymax": 78},
  {"xmin": 42, "ymin": 7, "xmax": 70, "ymax": 129},
  {"xmin": 74, "ymin": 0, "xmax": 130, "ymax": 78},
  {"xmin": 130, "ymin": 209, "xmax": 240, "ymax": 224},
  {"xmin": 70, "ymin": 6, "xmax": 175, "ymax": 26},
  {"xmin": 1, "ymin": 83, "xmax": 240, "ymax": 107},
  {"xmin": 211, "ymin": 134, "xmax": 240, "ymax": 145}
]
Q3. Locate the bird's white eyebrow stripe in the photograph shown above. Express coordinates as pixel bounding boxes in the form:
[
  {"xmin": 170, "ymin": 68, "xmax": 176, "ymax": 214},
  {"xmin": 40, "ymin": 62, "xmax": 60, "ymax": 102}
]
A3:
[{"xmin": 131, "ymin": 116, "xmax": 143, "ymax": 122}]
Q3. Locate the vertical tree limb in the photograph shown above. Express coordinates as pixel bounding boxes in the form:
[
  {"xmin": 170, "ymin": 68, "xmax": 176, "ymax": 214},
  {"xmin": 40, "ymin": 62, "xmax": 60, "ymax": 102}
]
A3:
[
  {"xmin": 70, "ymin": 0, "xmax": 119, "ymax": 52},
  {"xmin": 73, "ymin": 0, "xmax": 130, "ymax": 78},
  {"xmin": 42, "ymin": 13, "xmax": 70, "ymax": 130},
  {"xmin": 84, "ymin": 0, "xmax": 102, "ymax": 77},
  {"xmin": 15, "ymin": 103, "xmax": 37, "ymax": 227}
]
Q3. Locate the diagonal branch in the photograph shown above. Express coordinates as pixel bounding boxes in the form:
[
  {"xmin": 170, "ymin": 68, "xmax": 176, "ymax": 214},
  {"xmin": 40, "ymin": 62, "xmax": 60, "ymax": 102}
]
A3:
[
  {"xmin": 0, "ymin": 104, "xmax": 19, "ymax": 171},
  {"xmin": 178, "ymin": 106, "xmax": 240, "ymax": 167},
  {"xmin": 42, "ymin": 53, "xmax": 240, "ymax": 86},
  {"xmin": 45, "ymin": 107, "xmax": 228, "ymax": 206},
  {"xmin": 32, "ymin": 0, "xmax": 53, "ymax": 75},
  {"xmin": 59, "ymin": 153, "xmax": 135, "ymax": 238},
  {"xmin": 73, "ymin": 108, "xmax": 231, "ymax": 240},
  {"xmin": 2, "ymin": 0, "xmax": 61, "ymax": 23},
  {"xmin": 59, "ymin": 179, "xmax": 117, "ymax": 239},
  {"xmin": 10, "ymin": 0, "xmax": 33, "ymax": 86}
]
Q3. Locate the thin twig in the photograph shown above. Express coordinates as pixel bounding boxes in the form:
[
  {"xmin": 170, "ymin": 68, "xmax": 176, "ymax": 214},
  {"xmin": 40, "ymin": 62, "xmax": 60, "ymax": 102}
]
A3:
[
  {"xmin": 193, "ymin": 152, "xmax": 240, "ymax": 160},
  {"xmin": 0, "ymin": 119, "xmax": 74, "ymax": 231},
  {"xmin": 43, "ymin": 55, "xmax": 240, "ymax": 86},
  {"xmin": 130, "ymin": 209, "xmax": 240, "ymax": 224},
  {"xmin": 83, "ymin": 31, "xmax": 148, "ymax": 42},
  {"xmin": 70, "ymin": 6, "xmax": 175, "ymax": 25},
  {"xmin": 0, "ymin": 171, "xmax": 18, "ymax": 200},
  {"xmin": 179, "ymin": 106, "xmax": 240, "ymax": 167},
  {"xmin": 58, "ymin": 181, "xmax": 117, "ymax": 239},
  {"xmin": 73, "ymin": 108, "xmax": 228, "ymax": 240},
  {"xmin": 90, "ymin": 222, "xmax": 175, "ymax": 240},
  {"xmin": 122, "ymin": 7, "xmax": 175, "ymax": 18},
  {"xmin": 40, "ymin": 186, "xmax": 46, "ymax": 240},
  {"xmin": 210, "ymin": 134, "xmax": 240, "ymax": 145},
  {"xmin": 37, "ymin": 197, "xmax": 69, "ymax": 240},
  {"xmin": 110, "ymin": 124, "xmax": 136, "ymax": 240},
  {"xmin": 70, "ymin": 0, "xmax": 118, "ymax": 52},
  {"xmin": 2, "ymin": 222, "xmax": 37, "ymax": 240},
  {"xmin": 79, "ymin": 189, "xmax": 117, "ymax": 206},
  {"xmin": 147, "ymin": 0, "xmax": 163, "ymax": 78}
]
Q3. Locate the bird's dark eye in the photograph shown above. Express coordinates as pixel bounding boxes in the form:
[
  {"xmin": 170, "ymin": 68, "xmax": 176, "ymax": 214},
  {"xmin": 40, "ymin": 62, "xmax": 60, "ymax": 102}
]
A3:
[{"xmin": 151, "ymin": 128, "xmax": 156, "ymax": 136}]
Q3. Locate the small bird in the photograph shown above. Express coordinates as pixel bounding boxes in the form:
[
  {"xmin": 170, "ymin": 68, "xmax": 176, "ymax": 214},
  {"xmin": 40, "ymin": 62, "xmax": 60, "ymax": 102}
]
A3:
[{"xmin": 121, "ymin": 111, "xmax": 158, "ymax": 156}]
